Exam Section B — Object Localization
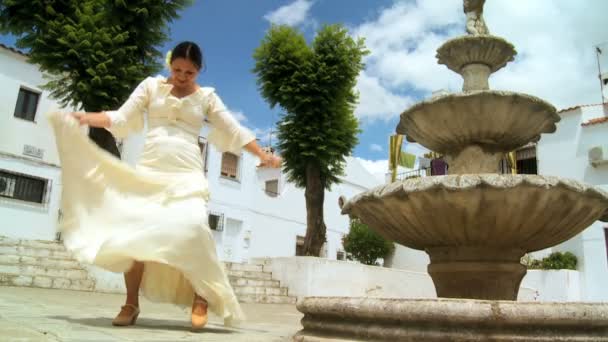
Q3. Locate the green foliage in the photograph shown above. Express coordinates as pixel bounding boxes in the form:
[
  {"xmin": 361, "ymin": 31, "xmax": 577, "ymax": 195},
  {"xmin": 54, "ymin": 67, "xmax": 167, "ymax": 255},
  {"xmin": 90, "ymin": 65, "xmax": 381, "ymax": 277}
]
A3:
[
  {"xmin": 0, "ymin": 0, "xmax": 192, "ymax": 112},
  {"xmin": 342, "ymin": 219, "xmax": 395, "ymax": 266},
  {"xmin": 525, "ymin": 252, "xmax": 578, "ymax": 270},
  {"xmin": 252, "ymin": 24, "xmax": 368, "ymax": 190}
]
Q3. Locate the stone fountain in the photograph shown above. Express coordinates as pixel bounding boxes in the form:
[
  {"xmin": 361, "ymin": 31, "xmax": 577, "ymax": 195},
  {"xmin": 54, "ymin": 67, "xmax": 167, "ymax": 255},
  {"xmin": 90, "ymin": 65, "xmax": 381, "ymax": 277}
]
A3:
[{"xmin": 294, "ymin": 1, "xmax": 608, "ymax": 341}]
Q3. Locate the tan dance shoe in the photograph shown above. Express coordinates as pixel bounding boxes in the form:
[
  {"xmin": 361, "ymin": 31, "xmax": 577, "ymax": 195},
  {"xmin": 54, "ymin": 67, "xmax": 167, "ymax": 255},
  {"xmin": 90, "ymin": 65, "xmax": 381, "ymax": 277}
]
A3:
[
  {"xmin": 112, "ymin": 304, "xmax": 140, "ymax": 326},
  {"xmin": 191, "ymin": 298, "xmax": 209, "ymax": 330}
]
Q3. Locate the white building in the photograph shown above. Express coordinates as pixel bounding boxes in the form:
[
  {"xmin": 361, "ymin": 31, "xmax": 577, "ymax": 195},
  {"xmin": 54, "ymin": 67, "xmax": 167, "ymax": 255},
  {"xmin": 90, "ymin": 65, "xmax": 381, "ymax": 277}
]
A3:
[
  {"xmin": 0, "ymin": 44, "xmax": 382, "ymax": 264},
  {"xmin": 0, "ymin": 44, "xmax": 73, "ymax": 241},
  {"xmin": 536, "ymin": 102, "xmax": 608, "ymax": 302}
]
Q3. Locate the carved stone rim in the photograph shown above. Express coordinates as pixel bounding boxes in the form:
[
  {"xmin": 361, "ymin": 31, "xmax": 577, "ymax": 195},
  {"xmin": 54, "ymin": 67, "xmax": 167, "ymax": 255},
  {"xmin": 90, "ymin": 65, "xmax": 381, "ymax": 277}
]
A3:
[
  {"xmin": 397, "ymin": 90, "xmax": 560, "ymax": 150},
  {"xmin": 399, "ymin": 90, "xmax": 559, "ymax": 128},
  {"xmin": 341, "ymin": 174, "xmax": 608, "ymax": 222},
  {"xmin": 297, "ymin": 296, "xmax": 608, "ymax": 326},
  {"xmin": 436, "ymin": 34, "xmax": 516, "ymax": 73}
]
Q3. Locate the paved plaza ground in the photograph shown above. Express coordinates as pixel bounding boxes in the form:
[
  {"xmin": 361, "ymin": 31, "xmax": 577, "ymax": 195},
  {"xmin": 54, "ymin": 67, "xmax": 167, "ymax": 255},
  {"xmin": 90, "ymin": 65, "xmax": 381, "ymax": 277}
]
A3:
[{"xmin": 0, "ymin": 287, "xmax": 303, "ymax": 341}]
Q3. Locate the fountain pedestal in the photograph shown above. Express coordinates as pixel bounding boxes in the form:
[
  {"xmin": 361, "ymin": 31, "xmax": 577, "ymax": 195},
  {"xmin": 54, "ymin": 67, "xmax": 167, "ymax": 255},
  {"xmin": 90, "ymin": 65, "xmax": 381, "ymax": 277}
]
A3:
[{"xmin": 427, "ymin": 246, "xmax": 526, "ymax": 300}]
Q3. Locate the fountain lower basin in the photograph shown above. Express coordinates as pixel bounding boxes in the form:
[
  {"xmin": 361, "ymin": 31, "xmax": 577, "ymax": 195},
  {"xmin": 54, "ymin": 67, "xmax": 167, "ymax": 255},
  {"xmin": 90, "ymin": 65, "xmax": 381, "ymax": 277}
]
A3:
[{"xmin": 341, "ymin": 174, "xmax": 608, "ymax": 300}]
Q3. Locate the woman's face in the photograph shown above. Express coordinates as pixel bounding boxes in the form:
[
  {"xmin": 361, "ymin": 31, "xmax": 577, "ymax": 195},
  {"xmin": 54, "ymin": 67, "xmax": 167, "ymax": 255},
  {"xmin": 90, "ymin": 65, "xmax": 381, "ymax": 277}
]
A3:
[{"xmin": 169, "ymin": 57, "xmax": 199, "ymax": 89}]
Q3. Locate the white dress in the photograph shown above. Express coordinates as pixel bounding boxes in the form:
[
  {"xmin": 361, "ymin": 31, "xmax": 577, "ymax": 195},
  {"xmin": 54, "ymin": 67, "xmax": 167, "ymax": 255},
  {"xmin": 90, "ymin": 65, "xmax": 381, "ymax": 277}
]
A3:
[{"xmin": 47, "ymin": 75, "xmax": 254, "ymax": 326}]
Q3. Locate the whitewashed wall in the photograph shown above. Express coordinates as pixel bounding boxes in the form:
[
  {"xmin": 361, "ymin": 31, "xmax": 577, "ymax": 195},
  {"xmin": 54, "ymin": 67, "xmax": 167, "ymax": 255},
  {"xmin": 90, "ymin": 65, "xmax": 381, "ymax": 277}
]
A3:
[
  {"xmin": 0, "ymin": 156, "xmax": 61, "ymax": 241},
  {"xmin": 259, "ymin": 256, "xmax": 437, "ymax": 300},
  {"xmin": 258, "ymin": 256, "xmax": 582, "ymax": 303},
  {"xmin": 0, "ymin": 47, "xmax": 69, "ymax": 241},
  {"xmin": 536, "ymin": 104, "xmax": 608, "ymax": 302}
]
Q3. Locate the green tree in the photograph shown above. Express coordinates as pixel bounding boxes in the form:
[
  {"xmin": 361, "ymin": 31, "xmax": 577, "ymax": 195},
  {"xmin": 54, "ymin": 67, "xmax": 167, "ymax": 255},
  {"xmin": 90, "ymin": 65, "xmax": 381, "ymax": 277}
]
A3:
[
  {"xmin": 524, "ymin": 252, "xmax": 578, "ymax": 270},
  {"xmin": 342, "ymin": 219, "xmax": 395, "ymax": 266},
  {"xmin": 253, "ymin": 24, "xmax": 367, "ymax": 256},
  {"xmin": 0, "ymin": 0, "xmax": 192, "ymax": 156}
]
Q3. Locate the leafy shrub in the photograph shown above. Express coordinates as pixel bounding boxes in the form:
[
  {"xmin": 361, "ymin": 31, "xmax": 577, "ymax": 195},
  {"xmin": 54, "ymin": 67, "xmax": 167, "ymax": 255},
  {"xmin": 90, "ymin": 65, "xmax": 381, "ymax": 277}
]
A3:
[
  {"xmin": 342, "ymin": 219, "xmax": 395, "ymax": 266},
  {"xmin": 525, "ymin": 252, "xmax": 578, "ymax": 270}
]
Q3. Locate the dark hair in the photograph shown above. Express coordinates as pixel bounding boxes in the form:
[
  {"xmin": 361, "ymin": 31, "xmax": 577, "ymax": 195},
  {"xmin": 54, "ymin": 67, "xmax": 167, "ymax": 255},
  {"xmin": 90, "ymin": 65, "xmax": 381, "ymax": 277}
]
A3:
[{"xmin": 171, "ymin": 41, "xmax": 205, "ymax": 71}]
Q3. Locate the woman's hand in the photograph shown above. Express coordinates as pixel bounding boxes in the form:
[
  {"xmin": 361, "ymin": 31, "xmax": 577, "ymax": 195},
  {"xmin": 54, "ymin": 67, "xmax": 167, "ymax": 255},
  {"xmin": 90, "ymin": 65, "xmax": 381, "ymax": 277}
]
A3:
[
  {"xmin": 70, "ymin": 112, "xmax": 111, "ymax": 128},
  {"xmin": 259, "ymin": 154, "xmax": 282, "ymax": 168}
]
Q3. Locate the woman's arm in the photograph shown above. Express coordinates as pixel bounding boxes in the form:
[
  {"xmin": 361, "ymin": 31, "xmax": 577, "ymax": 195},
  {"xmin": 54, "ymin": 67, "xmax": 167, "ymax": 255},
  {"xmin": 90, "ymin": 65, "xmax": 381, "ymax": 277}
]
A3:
[
  {"xmin": 72, "ymin": 78, "xmax": 151, "ymax": 137},
  {"xmin": 71, "ymin": 112, "xmax": 111, "ymax": 128},
  {"xmin": 205, "ymin": 91, "xmax": 281, "ymax": 168},
  {"xmin": 244, "ymin": 139, "xmax": 282, "ymax": 168}
]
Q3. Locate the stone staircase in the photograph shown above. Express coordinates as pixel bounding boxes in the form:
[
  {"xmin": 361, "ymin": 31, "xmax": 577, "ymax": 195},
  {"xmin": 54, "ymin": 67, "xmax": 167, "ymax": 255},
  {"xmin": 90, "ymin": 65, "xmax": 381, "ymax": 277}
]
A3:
[
  {"xmin": 224, "ymin": 262, "xmax": 295, "ymax": 304},
  {"xmin": 0, "ymin": 236, "xmax": 295, "ymax": 304}
]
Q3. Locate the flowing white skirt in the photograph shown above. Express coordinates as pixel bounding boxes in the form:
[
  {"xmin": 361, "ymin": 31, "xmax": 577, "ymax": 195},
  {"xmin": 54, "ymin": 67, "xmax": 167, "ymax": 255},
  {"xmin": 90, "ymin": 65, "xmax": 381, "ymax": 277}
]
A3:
[{"xmin": 47, "ymin": 111, "xmax": 244, "ymax": 326}]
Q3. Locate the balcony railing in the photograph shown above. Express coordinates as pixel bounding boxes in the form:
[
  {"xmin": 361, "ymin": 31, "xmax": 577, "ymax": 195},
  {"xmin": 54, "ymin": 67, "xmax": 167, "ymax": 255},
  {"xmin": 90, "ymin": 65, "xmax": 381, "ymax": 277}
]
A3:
[{"xmin": 387, "ymin": 167, "xmax": 431, "ymax": 182}]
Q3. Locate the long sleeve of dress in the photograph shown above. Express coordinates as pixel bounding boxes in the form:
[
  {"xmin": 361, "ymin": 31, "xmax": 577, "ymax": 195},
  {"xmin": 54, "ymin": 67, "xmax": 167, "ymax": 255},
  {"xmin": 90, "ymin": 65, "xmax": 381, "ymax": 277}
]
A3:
[
  {"xmin": 105, "ymin": 77, "xmax": 152, "ymax": 139},
  {"xmin": 205, "ymin": 91, "xmax": 255, "ymax": 155}
]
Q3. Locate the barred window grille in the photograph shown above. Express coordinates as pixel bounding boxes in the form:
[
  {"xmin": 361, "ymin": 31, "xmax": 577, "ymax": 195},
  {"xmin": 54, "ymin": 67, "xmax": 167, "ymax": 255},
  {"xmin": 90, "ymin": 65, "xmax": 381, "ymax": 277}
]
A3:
[
  {"xmin": 0, "ymin": 170, "xmax": 48, "ymax": 204},
  {"xmin": 220, "ymin": 152, "xmax": 239, "ymax": 180},
  {"xmin": 265, "ymin": 179, "xmax": 279, "ymax": 197},
  {"xmin": 14, "ymin": 87, "xmax": 40, "ymax": 122},
  {"xmin": 208, "ymin": 212, "xmax": 224, "ymax": 231}
]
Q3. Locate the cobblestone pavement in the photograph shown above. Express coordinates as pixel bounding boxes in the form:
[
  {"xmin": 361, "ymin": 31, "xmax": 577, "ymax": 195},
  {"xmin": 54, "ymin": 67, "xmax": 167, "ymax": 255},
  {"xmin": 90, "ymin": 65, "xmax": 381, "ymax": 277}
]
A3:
[{"xmin": 0, "ymin": 287, "xmax": 303, "ymax": 341}]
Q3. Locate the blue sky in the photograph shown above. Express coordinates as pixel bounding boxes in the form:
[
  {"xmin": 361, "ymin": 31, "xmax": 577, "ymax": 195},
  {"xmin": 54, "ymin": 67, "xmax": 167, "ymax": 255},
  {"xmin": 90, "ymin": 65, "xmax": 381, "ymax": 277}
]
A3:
[{"xmin": 3, "ymin": 0, "xmax": 608, "ymax": 178}]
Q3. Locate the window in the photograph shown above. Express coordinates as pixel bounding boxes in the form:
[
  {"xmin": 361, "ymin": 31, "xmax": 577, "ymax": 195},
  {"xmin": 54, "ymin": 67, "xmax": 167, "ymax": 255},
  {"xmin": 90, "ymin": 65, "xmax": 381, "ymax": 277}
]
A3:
[
  {"xmin": 198, "ymin": 137, "xmax": 209, "ymax": 172},
  {"xmin": 208, "ymin": 212, "xmax": 224, "ymax": 231},
  {"xmin": 265, "ymin": 179, "xmax": 279, "ymax": 197},
  {"xmin": 295, "ymin": 235, "xmax": 305, "ymax": 256},
  {"xmin": 516, "ymin": 158, "xmax": 538, "ymax": 175},
  {"xmin": 14, "ymin": 87, "xmax": 40, "ymax": 122},
  {"xmin": 337, "ymin": 250, "xmax": 345, "ymax": 261},
  {"xmin": 220, "ymin": 152, "xmax": 239, "ymax": 180},
  {"xmin": 0, "ymin": 170, "xmax": 48, "ymax": 204},
  {"xmin": 499, "ymin": 146, "xmax": 538, "ymax": 174}
]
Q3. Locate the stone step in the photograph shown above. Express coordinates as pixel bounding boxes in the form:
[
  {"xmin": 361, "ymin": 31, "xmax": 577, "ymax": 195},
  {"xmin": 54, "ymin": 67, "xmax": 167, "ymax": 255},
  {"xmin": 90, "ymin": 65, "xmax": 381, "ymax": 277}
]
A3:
[
  {"xmin": 0, "ymin": 238, "xmax": 297, "ymax": 304},
  {"xmin": 0, "ymin": 253, "xmax": 81, "ymax": 269},
  {"xmin": 228, "ymin": 276, "xmax": 280, "ymax": 287},
  {"xmin": 249, "ymin": 258, "xmax": 274, "ymax": 272},
  {"xmin": 237, "ymin": 293, "xmax": 297, "ymax": 305},
  {"xmin": 0, "ymin": 245, "xmax": 73, "ymax": 259},
  {"xmin": 0, "ymin": 264, "xmax": 89, "ymax": 280},
  {"xmin": 233, "ymin": 285, "xmax": 288, "ymax": 296},
  {"xmin": 0, "ymin": 273, "xmax": 95, "ymax": 291},
  {"xmin": 227, "ymin": 270, "xmax": 272, "ymax": 280},
  {"xmin": 223, "ymin": 262, "xmax": 264, "ymax": 273},
  {"xmin": 0, "ymin": 238, "xmax": 66, "ymax": 251}
]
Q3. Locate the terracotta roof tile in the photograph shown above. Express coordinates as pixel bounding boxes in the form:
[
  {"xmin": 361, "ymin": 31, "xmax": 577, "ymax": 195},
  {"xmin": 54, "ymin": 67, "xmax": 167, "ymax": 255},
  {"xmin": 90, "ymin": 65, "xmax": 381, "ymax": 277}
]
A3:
[
  {"xmin": 581, "ymin": 116, "xmax": 608, "ymax": 127},
  {"xmin": 0, "ymin": 43, "xmax": 28, "ymax": 57},
  {"xmin": 558, "ymin": 103, "xmax": 605, "ymax": 114}
]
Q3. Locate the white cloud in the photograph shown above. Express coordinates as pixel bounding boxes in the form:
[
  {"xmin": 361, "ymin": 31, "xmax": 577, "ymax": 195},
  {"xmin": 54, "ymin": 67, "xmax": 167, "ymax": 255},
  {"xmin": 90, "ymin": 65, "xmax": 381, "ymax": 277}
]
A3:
[
  {"xmin": 264, "ymin": 0, "xmax": 314, "ymax": 27},
  {"xmin": 231, "ymin": 110, "xmax": 247, "ymax": 122},
  {"xmin": 370, "ymin": 143, "xmax": 383, "ymax": 152},
  {"xmin": 403, "ymin": 142, "xmax": 428, "ymax": 156},
  {"xmin": 355, "ymin": 157, "xmax": 388, "ymax": 183},
  {"xmin": 351, "ymin": 0, "xmax": 608, "ymax": 122},
  {"xmin": 355, "ymin": 72, "xmax": 413, "ymax": 121}
]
